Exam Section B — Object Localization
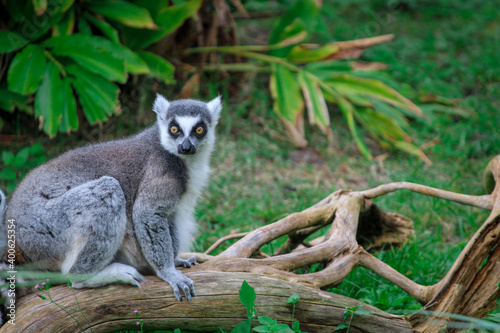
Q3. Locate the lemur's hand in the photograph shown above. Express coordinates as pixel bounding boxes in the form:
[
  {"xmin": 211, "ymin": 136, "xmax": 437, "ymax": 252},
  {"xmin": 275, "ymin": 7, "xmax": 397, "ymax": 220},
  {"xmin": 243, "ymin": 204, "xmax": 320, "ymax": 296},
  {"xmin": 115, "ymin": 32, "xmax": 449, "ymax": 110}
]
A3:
[
  {"xmin": 160, "ymin": 268, "xmax": 196, "ymax": 301},
  {"xmin": 174, "ymin": 256, "xmax": 198, "ymax": 268}
]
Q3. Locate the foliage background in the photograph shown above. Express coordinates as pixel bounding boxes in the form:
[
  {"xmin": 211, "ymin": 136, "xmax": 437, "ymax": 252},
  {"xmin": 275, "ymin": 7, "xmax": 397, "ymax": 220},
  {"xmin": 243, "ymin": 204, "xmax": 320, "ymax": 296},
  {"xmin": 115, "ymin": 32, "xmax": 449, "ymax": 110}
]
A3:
[{"xmin": 1, "ymin": 0, "xmax": 499, "ymax": 327}]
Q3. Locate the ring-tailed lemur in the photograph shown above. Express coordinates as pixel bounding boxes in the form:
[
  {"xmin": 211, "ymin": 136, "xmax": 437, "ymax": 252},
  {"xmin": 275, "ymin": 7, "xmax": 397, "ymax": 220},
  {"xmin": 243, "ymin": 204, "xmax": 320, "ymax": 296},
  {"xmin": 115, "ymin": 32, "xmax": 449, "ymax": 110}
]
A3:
[{"xmin": 0, "ymin": 94, "xmax": 221, "ymax": 302}]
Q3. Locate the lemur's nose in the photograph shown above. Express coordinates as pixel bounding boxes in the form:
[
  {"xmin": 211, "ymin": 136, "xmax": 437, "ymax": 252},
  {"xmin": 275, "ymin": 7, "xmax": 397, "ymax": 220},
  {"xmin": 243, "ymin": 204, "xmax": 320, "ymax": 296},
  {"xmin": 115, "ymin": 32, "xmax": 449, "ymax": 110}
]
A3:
[{"xmin": 178, "ymin": 139, "xmax": 196, "ymax": 155}]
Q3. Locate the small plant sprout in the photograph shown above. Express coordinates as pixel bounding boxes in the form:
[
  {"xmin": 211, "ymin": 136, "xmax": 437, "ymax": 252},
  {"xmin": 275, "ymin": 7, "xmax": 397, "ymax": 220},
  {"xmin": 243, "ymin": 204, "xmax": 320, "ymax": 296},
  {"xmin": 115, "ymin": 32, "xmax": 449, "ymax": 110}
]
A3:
[
  {"xmin": 135, "ymin": 309, "xmax": 144, "ymax": 332},
  {"xmin": 34, "ymin": 278, "xmax": 93, "ymax": 333},
  {"xmin": 335, "ymin": 305, "xmax": 372, "ymax": 332},
  {"xmin": 287, "ymin": 294, "xmax": 304, "ymax": 333}
]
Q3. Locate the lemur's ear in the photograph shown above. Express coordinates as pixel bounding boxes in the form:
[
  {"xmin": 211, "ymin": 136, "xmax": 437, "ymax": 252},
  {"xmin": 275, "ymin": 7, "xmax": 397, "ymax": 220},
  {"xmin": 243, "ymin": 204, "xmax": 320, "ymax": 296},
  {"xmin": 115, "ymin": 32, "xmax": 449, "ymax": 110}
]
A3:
[
  {"xmin": 153, "ymin": 94, "xmax": 170, "ymax": 119},
  {"xmin": 206, "ymin": 95, "xmax": 222, "ymax": 126}
]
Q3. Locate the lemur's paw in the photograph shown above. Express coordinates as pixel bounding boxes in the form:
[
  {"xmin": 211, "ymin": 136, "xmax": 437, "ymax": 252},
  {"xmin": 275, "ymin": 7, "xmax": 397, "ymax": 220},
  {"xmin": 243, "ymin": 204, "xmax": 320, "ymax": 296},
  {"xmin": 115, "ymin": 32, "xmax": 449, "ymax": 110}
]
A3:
[
  {"xmin": 174, "ymin": 256, "xmax": 198, "ymax": 268},
  {"xmin": 111, "ymin": 264, "xmax": 145, "ymax": 288},
  {"xmin": 161, "ymin": 269, "xmax": 196, "ymax": 302}
]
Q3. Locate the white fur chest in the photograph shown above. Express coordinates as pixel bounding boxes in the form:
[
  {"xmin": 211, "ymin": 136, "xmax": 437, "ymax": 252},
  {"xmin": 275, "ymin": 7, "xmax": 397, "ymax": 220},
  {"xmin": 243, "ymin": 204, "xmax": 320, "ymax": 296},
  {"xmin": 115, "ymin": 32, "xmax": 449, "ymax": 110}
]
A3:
[{"xmin": 174, "ymin": 148, "xmax": 211, "ymax": 252}]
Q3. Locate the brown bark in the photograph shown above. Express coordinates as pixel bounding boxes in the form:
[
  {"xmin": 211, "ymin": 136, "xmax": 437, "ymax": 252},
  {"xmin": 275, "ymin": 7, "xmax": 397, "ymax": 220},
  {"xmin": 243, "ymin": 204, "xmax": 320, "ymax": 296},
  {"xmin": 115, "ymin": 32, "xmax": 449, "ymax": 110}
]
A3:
[{"xmin": 2, "ymin": 155, "xmax": 499, "ymax": 333}]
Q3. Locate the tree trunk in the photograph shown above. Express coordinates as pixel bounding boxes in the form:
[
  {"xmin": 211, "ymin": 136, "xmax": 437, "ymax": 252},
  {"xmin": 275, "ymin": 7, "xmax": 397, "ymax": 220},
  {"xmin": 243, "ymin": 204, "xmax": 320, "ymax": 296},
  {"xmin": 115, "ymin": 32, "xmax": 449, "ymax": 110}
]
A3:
[{"xmin": 1, "ymin": 155, "xmax": 499, "ymax": 333}]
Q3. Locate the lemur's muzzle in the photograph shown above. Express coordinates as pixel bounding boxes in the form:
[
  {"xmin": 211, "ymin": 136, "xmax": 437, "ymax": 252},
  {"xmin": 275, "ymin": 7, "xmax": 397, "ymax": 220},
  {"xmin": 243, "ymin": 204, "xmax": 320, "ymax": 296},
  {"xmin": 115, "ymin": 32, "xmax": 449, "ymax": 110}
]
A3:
[{"xmin": 178, "ymin": 138, "xmax": 196, "ymax": 155}]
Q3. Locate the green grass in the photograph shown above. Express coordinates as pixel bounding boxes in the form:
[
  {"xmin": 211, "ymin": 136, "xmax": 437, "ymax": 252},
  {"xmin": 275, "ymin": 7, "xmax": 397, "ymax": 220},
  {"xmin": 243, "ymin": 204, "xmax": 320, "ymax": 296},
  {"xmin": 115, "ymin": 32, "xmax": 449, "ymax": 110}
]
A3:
[{"xmin": 1, "ymin": 0, "xmax": 499, "ymax": 331}]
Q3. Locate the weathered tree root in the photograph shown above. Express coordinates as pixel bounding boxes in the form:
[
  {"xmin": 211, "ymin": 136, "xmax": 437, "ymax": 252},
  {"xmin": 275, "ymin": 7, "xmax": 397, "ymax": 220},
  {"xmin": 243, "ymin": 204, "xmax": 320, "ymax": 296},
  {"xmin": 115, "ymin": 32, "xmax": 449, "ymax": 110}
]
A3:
[{"xmin": 2, "ymin": 156, "xmax": 499, "ymax": 333}]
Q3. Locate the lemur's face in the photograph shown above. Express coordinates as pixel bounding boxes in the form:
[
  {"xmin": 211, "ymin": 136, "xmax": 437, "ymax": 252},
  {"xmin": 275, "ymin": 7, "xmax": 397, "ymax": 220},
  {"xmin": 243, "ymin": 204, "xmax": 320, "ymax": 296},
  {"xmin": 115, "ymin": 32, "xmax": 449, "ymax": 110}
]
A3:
[
  {"xmin": 153, "ymin": 95, "xmax": 221, "ymax": 157},
  {"xmin": 167, "ymin": 115, "xmax": 208, "ymax": 155}
]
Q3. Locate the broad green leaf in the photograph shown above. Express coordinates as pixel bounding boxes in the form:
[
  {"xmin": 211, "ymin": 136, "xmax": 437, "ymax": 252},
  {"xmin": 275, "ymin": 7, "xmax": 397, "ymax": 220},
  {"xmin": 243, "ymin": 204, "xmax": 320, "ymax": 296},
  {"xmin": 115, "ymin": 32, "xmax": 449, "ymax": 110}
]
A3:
[
  {"xmin": 276, "ymin": 324, "xmax": 295, "ymax": 333},
  {"xmin": 334, "ymin": 323, "xmax": 349, "ymax": 331},
  {"xmin": 252, "ymin": 327, "xmax": 269, "ymax": 333},
  {"xmin": 298, "ymin": 71, "xmax": 330, "ymax": 136},
  {"xmin": 137, "ymin": 51, "xmax": 175, "ymax": 84},
  {"xmin": 77, "ymin": 17, "xmax": 92, "ymax": 35},
  {"xmin": 287, "ymin": 44, "xmax": 339, "ymax": 63},
  {"xmin": 45, "ymin": 34, "xmax": 148, "ymax": 75},
  {"xmin": 239, "ymin": 280, "xmax": 256, "ymax": 309},
  {"xmin": 304, "ymin": 61, "xmax": 353, "ymax": 80},
  {"xmin": 45, "ymin": 35, "xmax": 127, "ymax": 83},
  {"xmin": 337, "ymin": 97, "xmax": 372, "ymax": 160},
  {"xmin": 59, "ymin": 78, "xmax": 78, "ymax": 133},
  {"xmin": 0, "ymin": 89, "xmax": 29, "ymax": 112},
  {"xmin": 327, "ymin": 74, "xmax": 422, "ymax": 116},
  {"xmin": 2, "ymin": 151, "xmax": 15, "ymax": 165},
  {"xmin": 52, "ymin": 6, "xmax": 75, "ymax": 36},
  {"xmin": 121, "ymin": 0, "xmax": 202, "ymax": 50},
  {"xmin": 270, "ymin": 64, "xmax": 306, "ymax": 147},
  {"xmin": 292, "ymin": 321, "xmax": 300, "ymax": 332},
  {"xmin": 258, "ymin": 316, "xmax": 276, "ymax": 325},
  {"xmin": 270, "ymin": 64, "xmax": 304, "ymax": 124},
  {"xmin": 66, "ymin": 64, "xmax": 120, "ymax": 124},
  {"xmin": 85, "ymin": 0, "xmax": 156, "ymax": 29},
  {"xmin": 8, "ymin": 45, "xmax": 47, "ymax": 95},
  {"xmin": 84, "ymin": 13, "xmax": 120, "ymax": 44},
  {"xmin": 0, "ymin": 168, "xmax": 16, "ymax": 181},
  {"xmin": 231, "ymin": 318, "xmax": 252, "ymax": 333},
  {"xmin": 287, "ymin": 294, "xmax": 300, "ymax": 304},
  {"xmin": 34, "ymin": 62, "xmax": 63, "ymax": 137},
  {"xmin": 33, "ymin": 0, "xmax": 47, "ymax": 15},
  {"xmin": 0, "ymin": 31, "xmax": 29, "ymax": 53},
  {"xmin": 23, "ymin": 4, "xmax": 65, "ymax": 40},
  {"xmin": 13, "ymin": 147, "xmax": 30, "ymax": 167}
]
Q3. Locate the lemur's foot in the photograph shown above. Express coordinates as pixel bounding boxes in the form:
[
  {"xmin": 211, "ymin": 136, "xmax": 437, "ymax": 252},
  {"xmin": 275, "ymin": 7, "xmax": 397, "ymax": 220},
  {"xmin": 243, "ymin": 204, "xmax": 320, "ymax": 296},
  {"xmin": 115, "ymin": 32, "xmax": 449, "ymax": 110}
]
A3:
[
  {"xmin": 72, "ymin": 263, "xmax": 145, "ymax": 288},
  {"xmin": 160, "ymin": 268, "xmax": 196, "ymax": 302},
  {"xmin": 174, "ymin": 256, "xmax": 198, "ymax": 268}
]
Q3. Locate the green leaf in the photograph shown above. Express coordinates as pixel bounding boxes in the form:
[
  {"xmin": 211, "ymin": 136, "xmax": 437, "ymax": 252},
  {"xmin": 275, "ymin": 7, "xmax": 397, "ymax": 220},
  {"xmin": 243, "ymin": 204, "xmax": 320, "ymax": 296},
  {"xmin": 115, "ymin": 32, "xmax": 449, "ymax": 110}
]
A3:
[
  {"xmin": 231, "ymin": 318, "xmax": 252, "ymax": 333},
  {"xmin": 276, "ymin": 324, "xmax": 295, "ymax": 333},
  {"xmin": 270, "ymin": 64, "xmax": 306, "ymax": 147},
  {"xmin": 252, "ymin": 327, "xmax": 269, "ymax": 333},
  {"xmin": 298, "ymin": 71, "xmax": 331, "ymax": 136},
  {"xmin": 77, "ymin": 18, "xmax": 92, "ymax": 35},
  {"xmin": 7, "ymin": 45, "xmax": 47, "ymax": 95},
  {"xmin": 0, "ymin": 167, "xmax": 17, "ymax": 181},
  {"xmin": 121, "ymin": 0, "xmax": 202, "ymax": 50},
  {"xmin": 59, "ymin": 78, "xmax": 78, "ymax": 133},
  {"xmin": 270, "ymin": 64, "xmax": 304, "ymax": 124},
  {"xmin": 337, "ymin": 97, "xmax": 372, "ymax": 160},
  {"xmin": 239, "ymin": 281, "xmax": 256, "ymax": 309},
  {"xmin": 45, "ymin": 34, "xmax": 127, "ymax": 83},
  {"xmin": 258, "ymin": 317, "xmax": 276, "ymax": 326},
  {"xmin": 327, "ymin": 74, "xmax": 423, "ymax": 116},
  {"xmin": 33, "ymin": 0, "xmax": 47, "ymax": 15},
  {"xmin": 287, "ymin": 294, "xmax": 300, "ymax": 304},
  {"xmin": 84, "ymin": 13, "xmax": 120, "ymax": 44},
  {"xmin": 66, "ymin": 64, "xmax": 120, "ymax": 124},
  {"xmin": 2, "ymin": 151, "xmax": 15, "ymax": 165},
  {"xmin": 287, "ymin": 44, "xmax": 339, "ymax": 63},
  {"xmin": 85, "ymin": 0, "xmax": 156, "ymax": 29},
  {"xmin": 34, "ymin": 62, "xmax": 63, "ymax": 137},
  {"xmin": 0, "ymin": 89, "xmax": 29, "ymax": 112},
  {"xmin": 334, "ymin": 323, "xmax": 349, "ymax": 331},
  {"xmin": 13, "ymin": 148, "xmax": 30, "ymax": 167},
  {"xmin": 52, "ymin": 6, "xmax": 75, "ymax": 36},
  {"xmin": 292, "ymin": 321, "xmax": 300, "ymax": 332},
  {"xmin": 28, "ymin": 143, "xmax": 45, "ymax": 157},
  {"xmin": 0, "ymin": 31, "xmax": 29, "ymax": 53},
  {"xmin": 137, "ymin": 51, "xmax": 175, "ymax": 84},
  {"xmin": 355, "ymin": 107, "xmax": 409, "ymax": 143},
  {"xmin": 6, "ymin": 0, "xmax": 26, "ymax": 22},
  {"xmin": 304, "ymin": 61, "xmax": 353, "ymax": 80}
]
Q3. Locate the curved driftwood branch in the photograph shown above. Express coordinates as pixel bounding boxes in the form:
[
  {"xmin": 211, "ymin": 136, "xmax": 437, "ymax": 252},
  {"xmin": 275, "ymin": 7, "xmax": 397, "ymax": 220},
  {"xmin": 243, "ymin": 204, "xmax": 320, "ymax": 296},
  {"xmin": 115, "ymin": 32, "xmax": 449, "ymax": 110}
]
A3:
[{"xmin": 2, "ymin": 155, "xmax": 499, "ymax": 333}]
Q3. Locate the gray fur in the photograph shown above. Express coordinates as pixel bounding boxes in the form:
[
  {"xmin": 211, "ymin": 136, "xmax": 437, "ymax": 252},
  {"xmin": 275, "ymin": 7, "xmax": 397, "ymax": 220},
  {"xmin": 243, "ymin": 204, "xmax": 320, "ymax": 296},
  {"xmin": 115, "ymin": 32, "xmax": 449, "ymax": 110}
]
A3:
[{"xmin": 1, "ymin": 94, "xmax": 222, "ymax": 302}]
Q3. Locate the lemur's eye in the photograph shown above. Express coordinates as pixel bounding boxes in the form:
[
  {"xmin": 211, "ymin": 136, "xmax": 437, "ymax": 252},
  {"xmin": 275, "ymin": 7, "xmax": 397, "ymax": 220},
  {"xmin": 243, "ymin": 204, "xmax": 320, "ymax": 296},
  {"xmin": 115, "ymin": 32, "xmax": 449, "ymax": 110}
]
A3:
[
  {"xmin": 170, "ymin": 125, "xmax": 179, "ymax": 134},
  {"xmin": 195, "ymin": 126, "xmax": 205, "ymax": 135}
]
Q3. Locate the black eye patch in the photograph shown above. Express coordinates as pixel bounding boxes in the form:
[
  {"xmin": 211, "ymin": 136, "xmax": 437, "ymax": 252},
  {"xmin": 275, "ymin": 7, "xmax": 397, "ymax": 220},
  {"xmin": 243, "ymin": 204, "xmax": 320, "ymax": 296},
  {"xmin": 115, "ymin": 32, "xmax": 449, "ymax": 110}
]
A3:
[{"xmin": 192, "ymin": 122, "xmax": 207, "ymax": 137}]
